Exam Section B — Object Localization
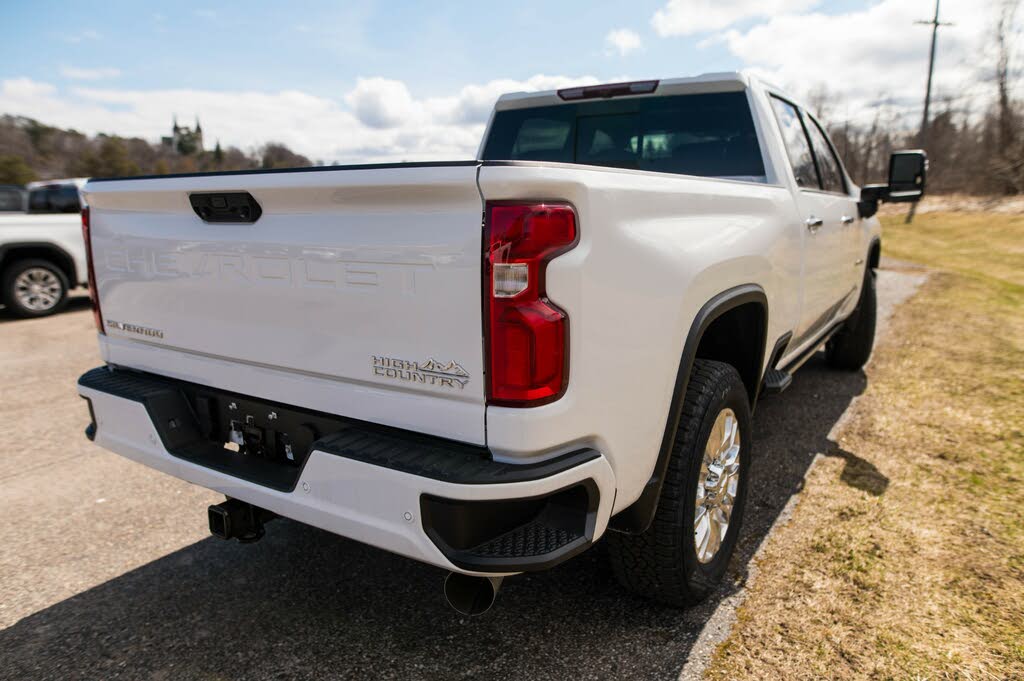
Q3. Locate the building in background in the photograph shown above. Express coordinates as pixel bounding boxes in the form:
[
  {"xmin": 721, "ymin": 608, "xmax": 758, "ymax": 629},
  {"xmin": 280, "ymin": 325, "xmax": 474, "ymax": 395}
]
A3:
[{"xmin": 161, "ymin": 117, "xmax": 204, "ymax": 155}]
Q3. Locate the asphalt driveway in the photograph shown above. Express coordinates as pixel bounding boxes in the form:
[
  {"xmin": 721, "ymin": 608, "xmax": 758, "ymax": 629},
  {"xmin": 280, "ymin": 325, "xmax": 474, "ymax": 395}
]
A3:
[{"xmin": 0, "ymin": 266, "xmax": 924, "ymax": 680}]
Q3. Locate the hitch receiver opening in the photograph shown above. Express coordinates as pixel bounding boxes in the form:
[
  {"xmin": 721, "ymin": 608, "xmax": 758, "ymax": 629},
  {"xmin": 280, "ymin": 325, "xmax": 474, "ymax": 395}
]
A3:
[{"xmin": 208, "ymin": 498, "xmax": 275, "ymax": 543}]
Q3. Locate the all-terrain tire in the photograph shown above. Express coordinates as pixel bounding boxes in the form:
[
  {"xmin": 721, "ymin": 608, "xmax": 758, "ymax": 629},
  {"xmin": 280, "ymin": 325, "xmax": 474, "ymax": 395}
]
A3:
[
  {"xmin": 606, "ymin": 359, "xmax": 751, "ymax": 607},
  {"xmin": 825, "ymin": 268, "xmax": 877, "ymax": 371},
  {"xmin": 1, "ymin": 258, "xmax": 70, "ymax": 318}
]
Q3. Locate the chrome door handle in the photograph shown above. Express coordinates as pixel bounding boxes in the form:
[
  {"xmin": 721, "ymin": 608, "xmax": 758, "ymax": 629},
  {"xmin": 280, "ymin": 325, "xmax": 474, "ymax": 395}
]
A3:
[
  {"xmin": 841, "ymin": 215, "xmax": 856, "ymax": 225},
  {"xmin": 805, "ymin": 216, "xmax": 823, "ymax": 232}
]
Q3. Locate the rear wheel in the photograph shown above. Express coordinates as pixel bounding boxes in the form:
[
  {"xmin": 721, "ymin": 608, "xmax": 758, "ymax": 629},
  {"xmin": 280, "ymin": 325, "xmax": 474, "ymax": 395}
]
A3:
[
  {"xmin": 2, "ymin": 259, "xmax": 70, "ymax": 318},
  {"xmin": 606, "ymin": 359, "xmax": 751, "ymax": 606},
  {"xmin": 826, "ymin": 268, "xmax": 877, "ymax": 371}
]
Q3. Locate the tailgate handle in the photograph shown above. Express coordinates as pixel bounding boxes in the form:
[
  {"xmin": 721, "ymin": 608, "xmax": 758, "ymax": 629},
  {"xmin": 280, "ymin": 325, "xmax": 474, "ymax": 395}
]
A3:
[{"xmin": 190, "ymin": 192, "xmax": 262, "ymax": 223}]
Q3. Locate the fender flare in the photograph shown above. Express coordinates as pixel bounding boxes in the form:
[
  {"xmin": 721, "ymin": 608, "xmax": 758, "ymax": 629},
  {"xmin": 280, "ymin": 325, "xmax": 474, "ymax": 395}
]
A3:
[
  {"xmin": 609, "ymin": 283, "xmax": 768, "ymax": 534},
  {"xmin": 867, "ymin": 236, "xmax": 881, "ymax": 270}
]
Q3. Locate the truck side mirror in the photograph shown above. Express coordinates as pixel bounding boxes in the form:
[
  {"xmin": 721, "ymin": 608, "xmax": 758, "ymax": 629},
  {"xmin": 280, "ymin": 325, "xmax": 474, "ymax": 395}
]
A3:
[
  {"xmin": 857, "ymin": 149, "xmax": 928, "ymax": 218},
  {"xmin": 886, "ymin": 150, "xmax": 927, "ymax": 203}
]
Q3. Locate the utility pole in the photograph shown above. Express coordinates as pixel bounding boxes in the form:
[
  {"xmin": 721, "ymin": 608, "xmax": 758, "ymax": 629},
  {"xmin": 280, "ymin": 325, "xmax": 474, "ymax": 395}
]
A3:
[
  {"xmin": 908, "ymin": 0, "xmax": 953, "ymax": 223},
  {"xmin": 916, "ymin": 0, "xmax": 952, "ymax": 146}
]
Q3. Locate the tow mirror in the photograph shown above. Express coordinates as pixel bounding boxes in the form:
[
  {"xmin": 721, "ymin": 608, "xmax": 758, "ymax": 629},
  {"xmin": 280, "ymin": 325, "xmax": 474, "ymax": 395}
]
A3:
[
  {"xmin": 858, "ymin": 149, "xmax": 928, "ymax": 218},
  {"xmin": 886, "ymin": 150, "xmax": 927, "ymax": 202}
]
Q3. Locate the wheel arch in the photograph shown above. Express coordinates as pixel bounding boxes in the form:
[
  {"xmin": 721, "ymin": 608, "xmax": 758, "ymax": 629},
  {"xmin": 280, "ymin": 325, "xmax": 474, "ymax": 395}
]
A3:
[
  {"xmin": 609, "ymin": 283, "xmax": 768, "ymax": 534},
  {"xmin": 0, "ymin": 242, "xmax": 78, "ymax": 287}
]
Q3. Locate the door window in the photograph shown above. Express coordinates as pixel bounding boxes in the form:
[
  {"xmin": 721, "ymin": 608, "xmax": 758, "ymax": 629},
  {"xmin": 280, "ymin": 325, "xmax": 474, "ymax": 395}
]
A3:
[
  {"xmin": 769, "ymin": 96, "xmax": 818, "ymax": 189},
  {"xmin": 805, "ymin": 117, "xmax": 846, "ymax": 194}
]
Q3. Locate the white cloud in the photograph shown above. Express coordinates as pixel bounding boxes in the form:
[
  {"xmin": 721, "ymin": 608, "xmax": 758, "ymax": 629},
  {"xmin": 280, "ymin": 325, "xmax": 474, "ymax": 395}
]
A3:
[
  {"xmin": 713, "ymin": 0, "xmax": 1011, "ymax": 125},
  {"xmin": 427, "ymin": 74, "xmax": 603, "ymax": 124},
  {"xmin": 345, "ymin": 77, "xmax": 417, "ymax": 128},
  {"xmin": 62, "ymin": 29, "xmax": 101, "ymax": 43},
  {"xmin": 2, "ymin": 78, "xmax": 58, "ymax": 100},
  {"xmin": 652, "ymin": 0, "xmax": 820, "ymax": 36},
  {"xmin": 59, "ymin": 66, "xmax": 122, "ymax": 81},
  {"xmin": 0, "ymin": 74, "xmax": 599, "ymax": 163},
  {"xmin": 605, "ymin": 29, "xmax": 643, "ymax": 56}
]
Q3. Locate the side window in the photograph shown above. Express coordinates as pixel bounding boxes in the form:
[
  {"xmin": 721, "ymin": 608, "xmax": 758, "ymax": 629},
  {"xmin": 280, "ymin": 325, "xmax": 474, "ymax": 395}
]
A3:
[
  {"xmin": 769, "ymin": 96, "xmax": 818, "ymax": 189},
  {"xmin": 0, "ymin": 188, "xmax": 23, "ymax": 211},
  {"xmin": 53, "ymin": 186, "xmax": 81, "ymax": 212},
  {"xmin": 28, "ymin": 189, "xmax": 51, "ymax": 212},
  {"xmin": 26, "ymin": 186, "xmax": 80, "ymax": 213},
  {"xmin": 805, "ymin": 117, "xmax": 846, "ymax": 194}
]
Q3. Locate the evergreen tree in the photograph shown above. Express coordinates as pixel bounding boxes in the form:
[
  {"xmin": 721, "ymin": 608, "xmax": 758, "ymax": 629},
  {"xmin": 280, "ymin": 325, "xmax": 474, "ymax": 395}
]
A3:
[{"xmin": 0, "ymin": 154, "xmax": 37, "ymax": 185}]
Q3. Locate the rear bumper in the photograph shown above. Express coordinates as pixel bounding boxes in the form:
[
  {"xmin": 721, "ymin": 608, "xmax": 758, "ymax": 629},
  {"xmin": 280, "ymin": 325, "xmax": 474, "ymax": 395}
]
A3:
[{"xmin": 77, "ymin": 366, "xmax": 615, "ymax": 575}]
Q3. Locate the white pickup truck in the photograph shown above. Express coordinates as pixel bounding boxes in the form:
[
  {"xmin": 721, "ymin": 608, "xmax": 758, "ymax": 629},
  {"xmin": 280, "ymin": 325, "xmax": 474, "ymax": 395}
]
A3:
[
  {"xmin": 76, "ymin": 72, "xmax": 924, "ymax": 614},
  {"xmin": 0, "ymin": 179, "xmax": 88, "ymax": 317}
]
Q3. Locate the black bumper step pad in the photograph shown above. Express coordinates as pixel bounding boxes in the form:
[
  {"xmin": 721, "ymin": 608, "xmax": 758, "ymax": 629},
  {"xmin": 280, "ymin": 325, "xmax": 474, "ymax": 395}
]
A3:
[
  {"xmin": 466, "ymin": 519, "xmax": 584, "ymax": 559},
  {"xmin": 315, "ymin": 428, "xmax": 597, "ymax": 485}
]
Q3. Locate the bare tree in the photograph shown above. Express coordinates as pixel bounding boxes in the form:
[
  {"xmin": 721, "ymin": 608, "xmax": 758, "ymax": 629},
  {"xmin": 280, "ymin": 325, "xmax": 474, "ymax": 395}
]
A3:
[{"xmin": 993, "ymin": 0, "xmax": 1022, "ymax": 192}]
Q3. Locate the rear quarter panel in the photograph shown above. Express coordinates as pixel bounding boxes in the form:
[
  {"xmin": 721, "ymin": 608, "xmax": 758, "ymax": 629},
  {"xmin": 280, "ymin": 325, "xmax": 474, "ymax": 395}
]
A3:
[{"xmin": 478, "ymin": 163, "xmax": 800, "ymax": 513}]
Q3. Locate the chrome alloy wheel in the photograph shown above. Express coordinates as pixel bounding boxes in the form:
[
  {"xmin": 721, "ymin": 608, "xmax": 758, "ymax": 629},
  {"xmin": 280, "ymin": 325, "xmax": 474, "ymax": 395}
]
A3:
[
  {"xmin": 694, "ymin": 407, "xmax": 741, "ymax": 563},
  {"xmin": 14, "ymin": 267, "xmax": 62, "ymax": 311}
]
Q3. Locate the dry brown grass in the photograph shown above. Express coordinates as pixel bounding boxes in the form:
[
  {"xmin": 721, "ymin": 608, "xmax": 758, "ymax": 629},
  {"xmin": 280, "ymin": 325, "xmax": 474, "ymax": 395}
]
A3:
[{"xmin": 705, "ymin": 211, "xmax": 1024, "ymax": 680}]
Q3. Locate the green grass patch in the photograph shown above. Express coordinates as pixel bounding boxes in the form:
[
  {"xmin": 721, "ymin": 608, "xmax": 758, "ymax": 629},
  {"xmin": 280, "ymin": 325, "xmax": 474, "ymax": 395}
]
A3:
[{"xmin": 706, "ymin": 211, "xmax": 1024, "ymax": 680}]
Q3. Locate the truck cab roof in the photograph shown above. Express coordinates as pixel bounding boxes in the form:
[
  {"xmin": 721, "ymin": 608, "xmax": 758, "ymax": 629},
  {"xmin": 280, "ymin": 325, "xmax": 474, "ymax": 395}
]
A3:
[{"xmin": 493, "ymin": 72, "xmax": 759, "ymax": 112}]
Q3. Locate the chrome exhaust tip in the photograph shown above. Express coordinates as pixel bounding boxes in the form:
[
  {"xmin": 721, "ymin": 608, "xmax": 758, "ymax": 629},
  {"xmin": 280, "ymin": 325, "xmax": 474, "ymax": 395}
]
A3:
[{"xmin": 443, "ymin": 573, "xmax": 503, "ymax": 616}]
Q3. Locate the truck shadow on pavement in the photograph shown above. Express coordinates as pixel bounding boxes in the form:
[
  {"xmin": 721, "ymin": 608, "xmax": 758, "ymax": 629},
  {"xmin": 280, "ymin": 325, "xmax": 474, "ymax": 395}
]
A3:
[{"xmin": 0, "ymin": 355, "xmax": 873, "ymax": 681}]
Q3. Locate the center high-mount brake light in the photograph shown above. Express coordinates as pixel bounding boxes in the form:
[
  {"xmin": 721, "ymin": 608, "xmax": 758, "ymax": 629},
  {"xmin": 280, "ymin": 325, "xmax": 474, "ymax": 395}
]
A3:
[
  {"xmin": 557, "ymin": 79, "xmax": 659, "ymax": 101},
  {"xmin": 485, "ymin": 203, "xmax": 577, "ymax": 407},
  {"xmin": 81, "ymin": 206, "xmax": 104, "ymax": 334}
]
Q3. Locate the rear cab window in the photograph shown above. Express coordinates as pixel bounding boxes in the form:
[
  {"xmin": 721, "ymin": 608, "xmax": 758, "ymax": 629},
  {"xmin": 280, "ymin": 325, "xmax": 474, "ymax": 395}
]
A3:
[
  {"xmin": 482, "ymin": 91, "xmax": 767, "ymax": 182},
  {"xmin": 27, "ymin": 185, "xmax": 81, "ymax": 214}
]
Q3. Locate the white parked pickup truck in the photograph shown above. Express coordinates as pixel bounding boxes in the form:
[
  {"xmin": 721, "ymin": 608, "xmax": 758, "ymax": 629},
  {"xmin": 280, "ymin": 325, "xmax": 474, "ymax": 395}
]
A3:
[
  {"xmin": 0, "ymin": 179, "xmax": 88, "ymax": 317},
  {"xmin": 76, "ymin": 72, "xmax": 924, "ymax": 614}
]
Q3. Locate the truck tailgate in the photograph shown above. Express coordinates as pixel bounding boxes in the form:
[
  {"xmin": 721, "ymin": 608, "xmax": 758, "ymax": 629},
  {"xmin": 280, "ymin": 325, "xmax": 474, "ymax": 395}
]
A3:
[{"xmin": 83, "ymin": 163, "xmax": 486, "ymax": 444}]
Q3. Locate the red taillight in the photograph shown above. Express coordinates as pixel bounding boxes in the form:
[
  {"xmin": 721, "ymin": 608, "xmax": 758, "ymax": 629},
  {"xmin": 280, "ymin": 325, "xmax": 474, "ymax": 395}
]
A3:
[
  {"xmin": 81, "ymin": 206, "xmax": 104, "ymax": 334},
  {"xmin": 485, "ymin": 202, "xmax": 577, "ymax": 407}
]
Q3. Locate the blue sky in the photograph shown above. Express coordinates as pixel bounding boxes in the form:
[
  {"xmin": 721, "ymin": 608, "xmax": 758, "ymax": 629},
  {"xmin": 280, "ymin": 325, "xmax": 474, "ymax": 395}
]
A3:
[
  {"xmin": 1, "ymin": 0, "xmax": 872, "ymax": 94},
  {"xmin": 0, "ymin": 1, "xmax": 1006, "ymax": 162}
]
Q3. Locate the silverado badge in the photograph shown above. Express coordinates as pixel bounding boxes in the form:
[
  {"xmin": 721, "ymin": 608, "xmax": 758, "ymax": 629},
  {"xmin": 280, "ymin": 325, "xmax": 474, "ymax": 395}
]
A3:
[{"xmin": 105, "ymin": 320, "xmax": 165, "ymax": 339}]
